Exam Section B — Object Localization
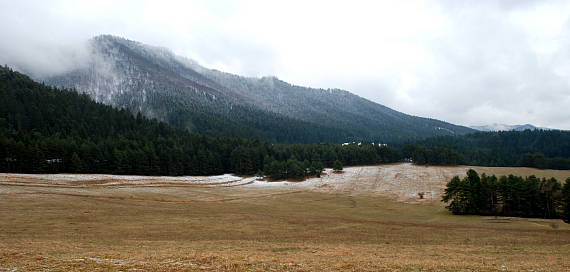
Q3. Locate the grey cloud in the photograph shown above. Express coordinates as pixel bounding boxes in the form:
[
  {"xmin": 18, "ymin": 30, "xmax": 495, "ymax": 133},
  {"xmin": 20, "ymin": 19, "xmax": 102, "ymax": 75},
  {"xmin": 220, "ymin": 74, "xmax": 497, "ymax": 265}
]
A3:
[
  {"xmin": 0, "ymin": 1, "xmax": 93, "ymax": 77},
  {"xmin": 339, "ymin": 0, "xmax": 570, "ymax": 129},
  {"xmin": 0, "ymin": 0, "xmax": 569, "ymax": 129},
  {"xmin": 184, "ymin": 34, "xmax": 280, "ymax": 77}
]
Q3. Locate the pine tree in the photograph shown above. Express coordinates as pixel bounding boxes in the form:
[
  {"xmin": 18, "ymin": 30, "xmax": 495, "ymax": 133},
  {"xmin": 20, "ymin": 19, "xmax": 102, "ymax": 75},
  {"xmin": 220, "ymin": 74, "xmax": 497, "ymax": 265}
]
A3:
[
  {"xmin": 311, "ymin": 160, "xmax": 324, "ymax": 177},
  {"xmin": 563, "ymin": 178, "xmax": 570, "ymax": 223},
  {"xmin": 538, "ymin": 177, "xmax": 561, "ymax": 218},
  {"xmin": 69, "ymin": 152, "xmax": 84, "ymax": 173},
  {"xmin": 465, "ymin": 169, "xmax": 483, "ymax": 214},
  {"xmin": 286, "ymin": 158, "xmax": 304, "ymax": 179},
  {"xmin": 442, "ymin": 176, "xmax": 468, "ymax": 214},
  {"xmin": 333, "ymin": 160, "xmax": 343, "ymax": 172},
  {"xmin": 265, "ymin": 161, "xmax": 285, "ymax": 180}
]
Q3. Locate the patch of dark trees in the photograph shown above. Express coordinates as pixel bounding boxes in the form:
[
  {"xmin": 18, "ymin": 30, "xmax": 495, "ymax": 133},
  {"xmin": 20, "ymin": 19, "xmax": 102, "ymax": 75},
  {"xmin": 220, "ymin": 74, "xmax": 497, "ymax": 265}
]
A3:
[
  {"xmin": 442, "ymin": 169, "xmax": 570, "ymax": 223},
  {"xmin": 2, "ymin": 65, "xmax": 570, "ymax": 180},
  {"xmin": 0, "ymin": 66, "xmax": 398, "ymax": 178},
  {"xmin": 411, "ymin": 130, "xmax": 570, "ymax": 170}
]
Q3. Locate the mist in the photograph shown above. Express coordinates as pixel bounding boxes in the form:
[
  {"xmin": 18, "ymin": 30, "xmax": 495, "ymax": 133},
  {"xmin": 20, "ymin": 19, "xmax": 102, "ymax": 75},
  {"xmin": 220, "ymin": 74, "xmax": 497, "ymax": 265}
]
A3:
[{"xmin": 1, "ymin": 0, "xmax": 570, "ymax": 129}]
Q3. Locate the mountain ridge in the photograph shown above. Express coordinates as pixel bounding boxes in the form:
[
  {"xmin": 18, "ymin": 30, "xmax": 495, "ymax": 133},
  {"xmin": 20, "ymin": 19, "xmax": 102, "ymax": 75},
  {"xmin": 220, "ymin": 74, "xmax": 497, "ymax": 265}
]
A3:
[
  {"xmin": 42, "ymin": 34, "xmax": 475, "ymax": 143},
  {"xmin": 470, "ymin": 123, "xmax": 554, "ymax": 132}
]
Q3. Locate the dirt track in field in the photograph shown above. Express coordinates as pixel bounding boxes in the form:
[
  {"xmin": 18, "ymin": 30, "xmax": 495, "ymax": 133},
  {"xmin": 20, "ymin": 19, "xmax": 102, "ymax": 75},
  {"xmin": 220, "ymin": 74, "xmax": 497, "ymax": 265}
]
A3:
[{"xmin": 6, "ymin": 190, "xmax": 306, "ymax": 203}]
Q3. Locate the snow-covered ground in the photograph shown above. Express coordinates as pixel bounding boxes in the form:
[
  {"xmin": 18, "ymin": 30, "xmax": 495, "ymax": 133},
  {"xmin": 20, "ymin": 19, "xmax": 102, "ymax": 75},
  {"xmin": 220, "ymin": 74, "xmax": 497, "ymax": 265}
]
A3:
[
  {"xmin": 0, "ymin": 163, "xmax": 470, "ymax": 202},
  {"xmin": 0, "ymin": 173, "xmax": 259, "ymax": 187},
  {"xmin": 249, "ymin": 164, "xmax": 467, "ymax": 202}
]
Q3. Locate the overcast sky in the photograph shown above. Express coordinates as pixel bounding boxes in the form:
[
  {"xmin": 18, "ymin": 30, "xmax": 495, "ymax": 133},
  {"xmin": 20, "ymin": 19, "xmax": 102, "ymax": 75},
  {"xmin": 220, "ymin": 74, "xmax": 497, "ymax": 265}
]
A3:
[{"xmin": 1, "ymin": 0, "xmax": 570, "ymax": 129}]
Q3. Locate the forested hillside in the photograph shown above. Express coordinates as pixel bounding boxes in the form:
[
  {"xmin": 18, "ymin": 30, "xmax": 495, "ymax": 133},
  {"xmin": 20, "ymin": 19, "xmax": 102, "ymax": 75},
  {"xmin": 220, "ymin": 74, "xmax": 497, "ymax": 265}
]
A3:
[
  {"xmin": 0, "ymin": 66, "xmax": 401, "ymax": 176},
  {"xmin": 3, "ymin": 63, "xmax": 569, "ymax": 176},
  {"xmin": 412, "ymin": 131, "xmax": 570, "ymax": 169},
  {"xmin": 43, "ymin": 35, "xmax": 474, "ymax": 143},
  {"xmin": 189, "ymin": 67, "xmax": 475, "ymax": 142}
]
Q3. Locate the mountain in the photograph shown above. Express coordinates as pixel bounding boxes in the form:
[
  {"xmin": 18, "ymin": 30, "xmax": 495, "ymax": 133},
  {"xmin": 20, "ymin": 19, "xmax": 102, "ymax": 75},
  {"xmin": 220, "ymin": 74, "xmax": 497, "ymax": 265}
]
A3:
[
  {"xmin": 470, "ymin": 123, "xmax": 552, "ymax": 132},
  {"xmin": 42, "ymin": 35, "xmax": 475, "ymax": 143},
  {"xmin": 3, "ymin": 66, "xmax": 569, "ymax": 174},
  {"xmin": 0, "ymin": 66, "xmax": 401, "ymax": 175}
]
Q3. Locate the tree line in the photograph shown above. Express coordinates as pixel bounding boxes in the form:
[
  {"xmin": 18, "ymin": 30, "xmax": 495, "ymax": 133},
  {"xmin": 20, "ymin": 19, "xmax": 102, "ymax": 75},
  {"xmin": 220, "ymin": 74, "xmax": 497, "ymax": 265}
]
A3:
[
  {"xmin": 442, "ymin": 169, "xmax": 570, "ymax": 222},
  {"xmin": 0, "ymin": 66, "xmax": 399, "ymax": 178},
  {"xmin": 520, "ymin": 152, "xmax": 570, "ymax": 170},
  {"xmin": 413, "ymin": 130, "xmax": 570, "ymax": 170},
  {"xmin": 2, "ymin": 65, "xmax": 570, "ymax": 178},
  {"xmin": 403, "ymin": 145, "xmax": 464, "ymax": 166}
]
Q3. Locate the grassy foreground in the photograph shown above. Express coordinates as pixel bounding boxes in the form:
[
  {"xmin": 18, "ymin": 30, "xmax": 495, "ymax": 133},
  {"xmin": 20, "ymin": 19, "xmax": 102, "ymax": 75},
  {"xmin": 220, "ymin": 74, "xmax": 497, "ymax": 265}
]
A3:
[{"xmin": 1, "ymin": 166, "xmax": 570, "ymax": 271}]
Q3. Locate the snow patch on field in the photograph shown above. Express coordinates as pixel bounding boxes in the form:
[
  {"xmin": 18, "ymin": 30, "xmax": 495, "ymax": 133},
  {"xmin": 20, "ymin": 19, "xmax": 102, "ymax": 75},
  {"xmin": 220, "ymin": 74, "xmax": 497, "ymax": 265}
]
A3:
[
  {"xmin": 247, "ymin": 163, "xmax": 467, "ymax": 203},
  {"xmin": 0, "ymin": 173, "xmax": 259, "ymax": 187},
  {"xmin": 0, "ymin": 163, "xmax": 468, "ymax": 202}
]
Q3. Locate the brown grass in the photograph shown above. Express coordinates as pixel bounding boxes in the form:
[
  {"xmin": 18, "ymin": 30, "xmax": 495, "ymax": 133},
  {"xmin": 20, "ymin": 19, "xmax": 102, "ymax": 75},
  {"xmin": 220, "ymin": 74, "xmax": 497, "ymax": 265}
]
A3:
[
  {"xmin": 470, "ymin": 165, "xmax": 570, "ymax": 181},
  {"xmin": 1, "ymin": 165, "xmax": 570, "ymax": 271}
]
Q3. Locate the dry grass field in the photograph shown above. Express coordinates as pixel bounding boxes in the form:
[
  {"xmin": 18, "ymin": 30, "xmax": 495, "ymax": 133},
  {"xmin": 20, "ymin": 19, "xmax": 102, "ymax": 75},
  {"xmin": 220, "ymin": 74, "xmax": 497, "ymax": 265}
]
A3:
[{"xmin": 1, "ymin": 163, "xmax": 570, "ymax": 271}]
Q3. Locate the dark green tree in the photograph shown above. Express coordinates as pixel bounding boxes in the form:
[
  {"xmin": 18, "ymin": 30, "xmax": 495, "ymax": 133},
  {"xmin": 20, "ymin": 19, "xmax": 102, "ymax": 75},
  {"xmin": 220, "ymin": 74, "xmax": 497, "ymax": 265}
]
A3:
[
  {"xmin": 563, "ymin": 178, "xmax": 570, "ymax": 223},
  {"xmin": 333, "ymin": 160, "xmax": 343, "ymax": 171},
  {"xmin": 69, "ymin": 152, "xmax": 84, "ymax": 173},
  {"xmin": 310, "ymin": 160, "xmax": 324, "ymax": 177},
  {"xmin": 286, "ymin": 157, "xmax": 304, "ymax": 179},
  {"xmin": 442, "ymin": 176, "xmax": 468, "ymax": 214},
  {"xmin": 265, "ymin": 160, "xmax": 285, "ymax": 180}
]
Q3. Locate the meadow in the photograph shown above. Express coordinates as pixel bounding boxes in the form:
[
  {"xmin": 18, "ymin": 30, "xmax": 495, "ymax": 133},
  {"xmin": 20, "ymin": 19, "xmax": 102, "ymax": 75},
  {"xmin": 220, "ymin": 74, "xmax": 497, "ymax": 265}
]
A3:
[{"xmin": 1, "ymin": 163, "xmax": 569, "ymax": 271}]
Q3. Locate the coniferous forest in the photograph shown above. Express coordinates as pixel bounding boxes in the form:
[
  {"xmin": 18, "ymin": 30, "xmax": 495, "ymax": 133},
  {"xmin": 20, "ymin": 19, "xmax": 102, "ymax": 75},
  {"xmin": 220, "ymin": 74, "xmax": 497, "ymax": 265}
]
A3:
[
  {"xmin": 44, "ymin": 35, "xmax": 475, "ymax": 144},
  {"xmin": 3, "ymin": 64, "xmax": 570, "ymax": 225},
  {"xmin": 0, "ymin": 66, "xmax": 401, "ymax": 177},
  {"xmin": 442, "ymin": 170, "xmax": 570, "ymax": 222},
  {"xmin": 0, "ymin": 67, "xmax": 570, "ymax": 178},
  {"xmin": 414, "ymin": 131, "xmax": 570, "ymax": 169},
  {"xmin": 2, "ymin": 65, "xmax": 570, "ymax": 179}
]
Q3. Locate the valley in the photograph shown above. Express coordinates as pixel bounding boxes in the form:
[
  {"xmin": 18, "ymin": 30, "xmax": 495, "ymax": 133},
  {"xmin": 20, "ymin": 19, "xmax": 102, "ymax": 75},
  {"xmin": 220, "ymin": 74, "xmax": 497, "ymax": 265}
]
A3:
[
  {"xmin": 3, "ymin": 2, "xmax": 570, "ymax": 271},
  {"xmin": 2, "ymin": 163, "xmax": 569, "ymax": 271}
]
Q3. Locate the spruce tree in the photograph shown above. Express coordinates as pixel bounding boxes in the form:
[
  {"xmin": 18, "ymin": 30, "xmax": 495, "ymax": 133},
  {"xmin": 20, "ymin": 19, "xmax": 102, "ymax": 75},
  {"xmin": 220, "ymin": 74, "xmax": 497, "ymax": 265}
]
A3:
[
  {"xmin": 311, "ymin": 160, "xmax": 324, "ymax": 177},
  {"xmin": 563, "ymin": 178, "xmax": 570, "ymax": 223},
  {"xmin": 442, "ymin": 176, "xmax": 468, "ymax": 214},
  {"xmin": 333, "ymin": 160, "xmax": 343, "ymax": 172},
  {"xmin": 286, "ymin": 158, "xmax": 304, "ymax": 179},
  {"xmin": 69, "ymin": 152, "xmax": 84, "ymax": 173}
]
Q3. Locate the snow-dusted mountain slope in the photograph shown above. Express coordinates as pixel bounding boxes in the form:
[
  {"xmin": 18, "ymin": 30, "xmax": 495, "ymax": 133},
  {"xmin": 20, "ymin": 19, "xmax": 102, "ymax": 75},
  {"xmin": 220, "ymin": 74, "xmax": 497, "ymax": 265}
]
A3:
[
  {"xmin": 470, "ymin": 123, "xmax": 552, "ymax": 132},
  {"xmin": 43, "ymin": 35, "xmax": 475, "ymax": 143}
]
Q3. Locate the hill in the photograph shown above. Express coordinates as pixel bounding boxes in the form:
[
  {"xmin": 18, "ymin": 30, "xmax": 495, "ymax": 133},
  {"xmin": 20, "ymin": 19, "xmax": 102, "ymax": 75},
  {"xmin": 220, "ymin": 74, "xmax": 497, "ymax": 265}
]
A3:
[
  {"xmin": 414, "ymin": 130, "xmax": 570, "ymax": 169},
  {"xmin": 0, "ymin": 66, "xmax": 401, "ymax": 175},
  {"xmin": 470, "ymin": 123, "xmax": 553, "ymax": 132},
  {"xmin": 43, "ymin": 35, "xmax": 474, "ymax": 143}
]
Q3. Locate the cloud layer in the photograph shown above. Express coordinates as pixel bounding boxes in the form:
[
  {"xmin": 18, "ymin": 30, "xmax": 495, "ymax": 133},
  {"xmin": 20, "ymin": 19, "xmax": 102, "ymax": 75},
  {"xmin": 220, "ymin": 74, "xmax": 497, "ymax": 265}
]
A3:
[{"xmin": 1, "ymin": 0, "xmax": 569, "ymax": 129}]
